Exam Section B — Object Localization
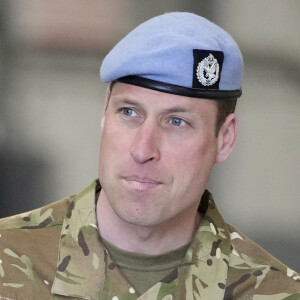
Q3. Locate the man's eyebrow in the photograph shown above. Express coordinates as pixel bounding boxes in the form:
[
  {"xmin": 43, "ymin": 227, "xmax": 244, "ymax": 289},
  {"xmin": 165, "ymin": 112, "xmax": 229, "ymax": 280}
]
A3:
[
  {"xmin": 162, "ymin": 106, "xmax": 190, "ymax": 114},
  {"xmin": 112, "ymin": 99, "xmax": 141, "ymax": 107}
]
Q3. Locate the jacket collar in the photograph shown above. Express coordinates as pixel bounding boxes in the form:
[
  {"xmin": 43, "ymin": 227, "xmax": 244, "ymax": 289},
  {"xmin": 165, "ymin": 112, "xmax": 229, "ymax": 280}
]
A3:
[
  {"xmin": 178, "ymin": 190, "xmax": 231, "ymax": 299},
  {"xmin": 51, "ymin": 180, "xmax": 106, "ymax": 300},
  {"xmin": 51, "ymin": 180, "xmax": 231, "ymax": 299}
]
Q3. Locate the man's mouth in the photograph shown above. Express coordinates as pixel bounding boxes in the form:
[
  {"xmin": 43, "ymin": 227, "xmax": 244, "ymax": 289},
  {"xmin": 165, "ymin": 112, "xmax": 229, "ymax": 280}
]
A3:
[{"xmin": 122, "ymin": 176, "xmax": 162, "ymax": 191}]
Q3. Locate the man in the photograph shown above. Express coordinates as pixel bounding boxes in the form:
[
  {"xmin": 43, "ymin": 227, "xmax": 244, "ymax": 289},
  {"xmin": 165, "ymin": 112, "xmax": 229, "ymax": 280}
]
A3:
[{"xmin": 0, "ymin": 12, "xmax": 299, "ymax": 300}]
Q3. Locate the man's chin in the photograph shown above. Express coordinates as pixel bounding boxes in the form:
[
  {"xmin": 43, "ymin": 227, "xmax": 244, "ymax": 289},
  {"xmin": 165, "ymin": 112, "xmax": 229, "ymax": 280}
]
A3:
[{"xmin": 112, "ymin": 199, "xmax": 166, "ymax": 228}]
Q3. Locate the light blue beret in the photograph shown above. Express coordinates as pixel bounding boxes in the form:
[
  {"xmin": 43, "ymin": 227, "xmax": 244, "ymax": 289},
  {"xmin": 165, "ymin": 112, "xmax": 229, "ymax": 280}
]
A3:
[{"xmin": 100, "ymin": 12, "xmax": 243, "ymax": 100}]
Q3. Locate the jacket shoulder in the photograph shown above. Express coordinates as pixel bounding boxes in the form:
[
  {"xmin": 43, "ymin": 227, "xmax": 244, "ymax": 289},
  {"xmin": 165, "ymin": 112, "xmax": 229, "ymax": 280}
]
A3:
[
  {"xmin": 0, "ymin": 196, "xmax": 75, "ymax": 299},
  {"xmin": 226, "ymin": 223, "xmax": 300, "ymax": 297},
  {"xmin": 0, "ymin": 195, "xmax": 74, "ymax": 231}
]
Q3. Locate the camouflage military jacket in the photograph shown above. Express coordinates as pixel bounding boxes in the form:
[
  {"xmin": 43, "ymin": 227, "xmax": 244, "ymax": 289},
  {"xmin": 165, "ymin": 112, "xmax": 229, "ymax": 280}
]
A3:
[{"xmin": 0, "ymin": 180, "xmax": 299, "ymax": 300}]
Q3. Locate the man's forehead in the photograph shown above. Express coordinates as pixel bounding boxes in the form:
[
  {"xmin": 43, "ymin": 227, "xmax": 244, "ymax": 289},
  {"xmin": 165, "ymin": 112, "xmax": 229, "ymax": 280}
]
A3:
[{"xmin": 110, "ymin": 82, "xmax": 217, "ymax": 113}]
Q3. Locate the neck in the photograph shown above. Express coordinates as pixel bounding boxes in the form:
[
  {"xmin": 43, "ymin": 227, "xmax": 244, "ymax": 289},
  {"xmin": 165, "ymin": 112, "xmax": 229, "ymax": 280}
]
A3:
[{"xmin": 96, "ymin": 190, "xmax": 202, "ymax": 255}]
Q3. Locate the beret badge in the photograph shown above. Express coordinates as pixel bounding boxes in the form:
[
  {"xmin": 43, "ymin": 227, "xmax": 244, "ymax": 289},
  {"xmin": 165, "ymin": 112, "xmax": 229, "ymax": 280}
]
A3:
[
  {"xmin": 192, "ymin": 49, "xmax": 224, "ymax": 90},
  {"xmin": 196, "ymin": 54, "xmax": 220, "ymax": 87}
]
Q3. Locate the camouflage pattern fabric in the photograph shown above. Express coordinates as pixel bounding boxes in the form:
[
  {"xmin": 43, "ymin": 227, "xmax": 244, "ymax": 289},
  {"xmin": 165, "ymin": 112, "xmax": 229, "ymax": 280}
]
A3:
[{"xmin": 0, "ymin": 180, "xmax": 299, "ymax": 299}]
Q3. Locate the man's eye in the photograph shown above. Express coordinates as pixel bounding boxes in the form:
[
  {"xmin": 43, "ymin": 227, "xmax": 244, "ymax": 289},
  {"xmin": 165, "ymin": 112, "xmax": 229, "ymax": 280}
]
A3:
[
  {"xmin": 121, "ymin": 108, "xmax": 137, "ymax": 117},
  {"xmin": 170, "ymin": 117, "xmax": 184, "ymax": 127}
]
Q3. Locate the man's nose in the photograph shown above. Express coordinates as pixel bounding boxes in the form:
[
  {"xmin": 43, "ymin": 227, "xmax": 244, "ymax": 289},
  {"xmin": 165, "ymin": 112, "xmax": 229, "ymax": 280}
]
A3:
[{"xmin": 129, "ymin": 120, "xmax": 161, "ymax": 164}]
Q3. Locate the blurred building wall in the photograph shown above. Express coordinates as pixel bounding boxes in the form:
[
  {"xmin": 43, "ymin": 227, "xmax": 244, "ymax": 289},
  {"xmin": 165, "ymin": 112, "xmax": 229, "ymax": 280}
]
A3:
[{"xmin": 0, "ymin": 1, "xmax": 299, "ymax": 272}]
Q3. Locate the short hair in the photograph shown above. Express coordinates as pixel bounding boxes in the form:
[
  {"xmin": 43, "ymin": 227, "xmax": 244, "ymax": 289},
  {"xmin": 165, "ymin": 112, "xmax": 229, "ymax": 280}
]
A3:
[
  {"xmin": 108, "ymin": 81, "xmax": 236, "ymax": 136},
  {"xmin": 215, "ymin": 100, "xmax": 237, "ymax": 136}
]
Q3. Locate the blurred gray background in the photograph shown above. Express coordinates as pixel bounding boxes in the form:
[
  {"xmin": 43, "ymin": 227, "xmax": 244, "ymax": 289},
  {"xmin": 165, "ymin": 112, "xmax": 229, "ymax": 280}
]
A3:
[{"xmin": 0, "ymin": 1, "xmax": 299, "ymax": 272}]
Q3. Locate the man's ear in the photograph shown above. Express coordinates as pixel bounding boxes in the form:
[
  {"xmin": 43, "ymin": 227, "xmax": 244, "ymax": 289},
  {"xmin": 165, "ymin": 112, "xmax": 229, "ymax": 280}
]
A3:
[{"xmin": 216, "ymin": 113, "xmax": 238, "ymax": 163}]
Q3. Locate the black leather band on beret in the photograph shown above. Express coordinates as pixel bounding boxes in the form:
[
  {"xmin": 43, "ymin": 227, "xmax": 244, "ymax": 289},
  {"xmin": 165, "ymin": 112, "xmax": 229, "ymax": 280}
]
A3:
[{"xmin": 117, "ymin": 76, "xmax": 242, "ymax": 100}]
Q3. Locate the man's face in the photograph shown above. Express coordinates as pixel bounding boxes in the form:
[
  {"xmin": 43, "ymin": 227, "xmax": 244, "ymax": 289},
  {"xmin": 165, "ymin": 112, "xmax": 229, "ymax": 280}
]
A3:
[{"xmin": 98, "ymin": 82, "xmax": 222, "ymax": 227}]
